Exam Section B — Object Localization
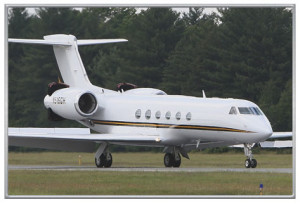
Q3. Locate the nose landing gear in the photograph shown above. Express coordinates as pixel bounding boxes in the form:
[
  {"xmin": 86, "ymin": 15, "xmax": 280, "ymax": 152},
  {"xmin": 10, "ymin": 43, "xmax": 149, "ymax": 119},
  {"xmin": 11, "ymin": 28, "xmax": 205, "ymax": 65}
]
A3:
[
  {"xmin": 244, "ymin": 143, "xmax": 257, "ymax": 168},
  {"xmin": 245, "ymin": 158, "xmax": 257, "ymax": 168}
]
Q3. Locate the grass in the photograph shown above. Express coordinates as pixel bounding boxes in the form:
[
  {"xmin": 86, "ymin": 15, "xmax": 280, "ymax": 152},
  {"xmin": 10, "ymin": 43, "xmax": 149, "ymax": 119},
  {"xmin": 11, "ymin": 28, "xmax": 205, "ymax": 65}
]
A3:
[
  {"xmin": 8, "ymin": 171, "xmax": 293, "ymax": 196},
  {"xmin": 7, "ymin": 151, "xmax": 293, "ymax": 196}
]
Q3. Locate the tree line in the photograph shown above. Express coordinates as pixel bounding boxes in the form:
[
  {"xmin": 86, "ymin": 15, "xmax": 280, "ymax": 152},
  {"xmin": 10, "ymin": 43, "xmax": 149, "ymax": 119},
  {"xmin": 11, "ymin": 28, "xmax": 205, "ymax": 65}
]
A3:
[{"xmin": 8, "ymin": 7, "xmax": 292, "ymax": 132}]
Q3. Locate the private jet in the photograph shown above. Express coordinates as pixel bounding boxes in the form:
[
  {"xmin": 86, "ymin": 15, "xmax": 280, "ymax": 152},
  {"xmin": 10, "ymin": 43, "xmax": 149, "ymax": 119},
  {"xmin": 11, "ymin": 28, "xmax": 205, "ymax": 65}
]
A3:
[{"xmin": 8, "ymin": 34, "xmax": 292, "ymax": 168}]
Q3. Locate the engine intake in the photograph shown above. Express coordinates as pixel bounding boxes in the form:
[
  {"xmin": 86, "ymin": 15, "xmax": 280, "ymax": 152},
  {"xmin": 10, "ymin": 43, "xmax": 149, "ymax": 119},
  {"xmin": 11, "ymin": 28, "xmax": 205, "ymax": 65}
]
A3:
[
  {"xmin": 75, "ymin": 92, "xmax": 98, "ymax": 116},
  {"xmin": 44, "ymin": 88, "xmax": 98, "ymax": 120}
]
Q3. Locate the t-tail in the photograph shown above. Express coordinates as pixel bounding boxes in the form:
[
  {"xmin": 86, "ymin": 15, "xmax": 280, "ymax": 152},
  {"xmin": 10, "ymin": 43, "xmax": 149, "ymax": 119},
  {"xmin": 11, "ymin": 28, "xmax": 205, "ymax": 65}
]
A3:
[{"xmin": 8, "ymin": 34, "xmax": 127, "ymax": 88}]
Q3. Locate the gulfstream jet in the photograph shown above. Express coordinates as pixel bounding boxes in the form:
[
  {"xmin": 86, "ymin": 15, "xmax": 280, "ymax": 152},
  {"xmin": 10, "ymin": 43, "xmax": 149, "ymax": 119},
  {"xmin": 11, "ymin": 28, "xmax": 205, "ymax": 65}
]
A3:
[{"xmin": 8, "ymin": 34, "xmax": 292, "ymax": 168}]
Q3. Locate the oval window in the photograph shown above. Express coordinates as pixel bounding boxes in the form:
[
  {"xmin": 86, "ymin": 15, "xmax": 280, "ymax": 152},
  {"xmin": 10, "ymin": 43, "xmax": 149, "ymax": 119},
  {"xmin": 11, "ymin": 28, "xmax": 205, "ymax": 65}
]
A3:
[
  {"xmin": 176, "ymin": 112, "xmax": 181, "ymax": 120},
  {"xmin": 165, "ymin": 111, "xmax": 171, "ymax": 120},
  {"xmin": 135, "ymin": 109, "xmax": 141, "ymax": 119},
  {"xmin": 155, "ymin": 111, "xmax": 161, "ymax": 119},
  {"xmin": 145, "ymin": 110, "xmax": 151, "ymax": 119},
  {"xmin": 186, "ymin": 112, "xmax": 192, "ymax": 120}
]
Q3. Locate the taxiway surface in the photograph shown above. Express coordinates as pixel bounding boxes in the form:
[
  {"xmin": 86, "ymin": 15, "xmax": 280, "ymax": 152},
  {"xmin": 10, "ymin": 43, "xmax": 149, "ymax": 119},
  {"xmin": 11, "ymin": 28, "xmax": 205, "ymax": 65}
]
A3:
[{"xmin": 8, "ymin": 165, "xmax": 293, "ymax": 173}]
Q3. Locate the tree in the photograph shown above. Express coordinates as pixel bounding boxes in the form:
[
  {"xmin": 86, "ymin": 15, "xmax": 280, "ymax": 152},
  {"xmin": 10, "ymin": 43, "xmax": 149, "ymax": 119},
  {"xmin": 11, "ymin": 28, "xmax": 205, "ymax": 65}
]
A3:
[
  {"xmin": 88, "ymin": 8, "xmax": 185, "ymax": 89},
  {"xmin": 217, "ymin": 8, "xmax": 292, "ymax": 130},
  {"xmin": 162, "ymin": 11, "xmax": 221, "ymax": 96}
]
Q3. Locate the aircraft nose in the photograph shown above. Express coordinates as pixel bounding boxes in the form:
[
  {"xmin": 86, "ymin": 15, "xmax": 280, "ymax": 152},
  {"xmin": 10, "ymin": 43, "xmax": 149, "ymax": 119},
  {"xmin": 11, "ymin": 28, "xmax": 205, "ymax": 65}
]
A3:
[
  {"xmin": 261, "ymin": 126, "xmax": 273, "ymax": 139},
  {"xmin": 259, "ymin": 119, "xmax": 273, "ymax": 140}
]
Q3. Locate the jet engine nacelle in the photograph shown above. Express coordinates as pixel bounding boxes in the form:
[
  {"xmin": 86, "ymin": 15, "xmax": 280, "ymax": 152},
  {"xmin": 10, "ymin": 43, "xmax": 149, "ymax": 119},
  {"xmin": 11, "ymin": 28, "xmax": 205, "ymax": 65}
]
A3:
[{"xmin": 44, "ymin": 88, "xmax": 98, "ymax": 120}]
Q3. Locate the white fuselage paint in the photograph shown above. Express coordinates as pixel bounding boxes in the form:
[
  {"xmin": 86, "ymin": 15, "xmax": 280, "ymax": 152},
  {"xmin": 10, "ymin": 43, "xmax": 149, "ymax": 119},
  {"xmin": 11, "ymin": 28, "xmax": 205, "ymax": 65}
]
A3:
[{"xmin": 77, "ymin": 86, "xmax": 273, "ymax": 147}]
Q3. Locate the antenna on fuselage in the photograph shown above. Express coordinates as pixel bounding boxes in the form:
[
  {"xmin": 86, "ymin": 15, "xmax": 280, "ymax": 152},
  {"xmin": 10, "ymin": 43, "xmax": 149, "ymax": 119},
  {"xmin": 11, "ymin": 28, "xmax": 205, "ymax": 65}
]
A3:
[{"xmin": 202, "ymin": 90, "xmax": 206, "ymax": 98}]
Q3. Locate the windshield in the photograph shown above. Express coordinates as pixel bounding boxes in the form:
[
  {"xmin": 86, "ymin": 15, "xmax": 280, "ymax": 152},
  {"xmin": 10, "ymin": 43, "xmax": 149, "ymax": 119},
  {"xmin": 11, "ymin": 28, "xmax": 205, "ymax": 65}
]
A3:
[{"xmin": 238, "ymin": 107, "xmax": 263, "ymax": 115}]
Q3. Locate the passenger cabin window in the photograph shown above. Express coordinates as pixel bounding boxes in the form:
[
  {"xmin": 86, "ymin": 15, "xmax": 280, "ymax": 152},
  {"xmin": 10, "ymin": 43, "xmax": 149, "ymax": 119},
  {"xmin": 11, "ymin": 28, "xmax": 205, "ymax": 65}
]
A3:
[
  {"xmin": 135, "ymin": 109, "xmax": 141, "ymax": 119},
  {"xmin": 165, "ymin": 111, "xmax": 171, "ymax": 120},
  {"xmin": 186, "ymin": 112, "xmax": 192, "ymax": 120},
  {"xmin": 155, "ymin": 111, "xmax": 161, "ymax": 119},
  {"xmin": 145, "ymin": 110, "xmax": 151, "ymax": 119},
  {"xmin": 229, "ymin": 107, "xmax": 237, "ymax": 115},
  {"xmin": 176, "ymin": 112, "xmax": 181, "ymax": 120}
]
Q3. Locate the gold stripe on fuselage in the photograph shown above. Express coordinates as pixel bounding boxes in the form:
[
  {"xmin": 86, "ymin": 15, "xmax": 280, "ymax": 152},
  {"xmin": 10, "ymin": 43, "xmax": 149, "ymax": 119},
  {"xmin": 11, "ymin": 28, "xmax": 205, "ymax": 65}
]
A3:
[{"xmin": 91, "ymin": 120, "xmax": 254, "ymax": 133}]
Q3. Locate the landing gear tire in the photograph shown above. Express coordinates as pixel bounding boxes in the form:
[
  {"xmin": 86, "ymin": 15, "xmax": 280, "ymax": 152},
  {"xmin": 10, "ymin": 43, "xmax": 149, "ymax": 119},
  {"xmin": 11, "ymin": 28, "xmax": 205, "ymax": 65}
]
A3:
[
  {"xmin": 173, "ymin": 154, "xmax": 181, "ymax": 168},
  {"xmin": 104, "ymin": 153, "xmax": 113, "ymax": 168},
  {"xmin": 95, "ymin": 154, "xmax": 106, "ymax": 168},
  {"xmin": 245, "ymin": 159, "xmax": 251, "ymax": 168},
  {"xmin": 95, "ymin": 153, "xmax": 113, "ymax": 168},
  {"xmin": 250, "ymin": 159, "xmax": 257, "ymax": 168},
  {"xmin": 164, "ymin": 153, "xmax": 175, "ymax": 167},
  {"xmin": 164, "ymin": 153, "xmax": 181, "ymax": 168},
  {"xmin": 245, "ymin": 159, "xmax": 257, "ymax": 168}
]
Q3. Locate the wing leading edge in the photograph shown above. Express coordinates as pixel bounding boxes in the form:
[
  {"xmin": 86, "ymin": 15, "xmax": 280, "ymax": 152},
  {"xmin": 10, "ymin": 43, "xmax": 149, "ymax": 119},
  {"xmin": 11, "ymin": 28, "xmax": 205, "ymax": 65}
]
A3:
[{"xmin": 8, "ymin": 128, "xmax": 163, "ymax": 152}]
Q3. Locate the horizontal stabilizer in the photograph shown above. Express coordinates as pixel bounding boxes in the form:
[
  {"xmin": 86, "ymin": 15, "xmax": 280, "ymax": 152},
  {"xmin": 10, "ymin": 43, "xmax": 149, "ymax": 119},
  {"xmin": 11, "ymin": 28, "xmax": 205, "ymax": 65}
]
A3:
[
  {"xmin": 8, "ymin": 38, "xmax": 71, "ymax": 46},
  {"xmin": 8, "ymin": 34, "xmax": 128, "ymax": 87},
  {"xmin": 8, "ymin": 38, "xmax": 128, "ymax": 46},
  {"xmin": 77, "ymin": 39, "xmax": 128, "ymax": 46}
]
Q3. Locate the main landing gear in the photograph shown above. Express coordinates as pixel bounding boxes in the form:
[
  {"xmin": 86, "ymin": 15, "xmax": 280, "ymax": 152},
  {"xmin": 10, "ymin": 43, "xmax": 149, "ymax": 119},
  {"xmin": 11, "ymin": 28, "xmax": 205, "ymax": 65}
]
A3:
[
  {"xmin": 95, "ymin": 152, "xmax": 113, "ymax": 168},
  {"xmin": 95, "ymin": 143, "xmax": 113, "ymax": 168},
  {"xmin": 163, "ymin": 147, "xmax": 189, "ymax": 168},
  {"xmin": 164, "ymin": 153, "xmax": 181, "ymax": 167},
  {"xmin": 244, "ymin": 143, "xmax": 257, "ymax": 168}
]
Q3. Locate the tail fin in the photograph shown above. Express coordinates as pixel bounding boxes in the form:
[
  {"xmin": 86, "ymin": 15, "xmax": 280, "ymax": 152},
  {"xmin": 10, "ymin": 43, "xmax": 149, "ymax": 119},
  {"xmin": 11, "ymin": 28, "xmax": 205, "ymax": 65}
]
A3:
[{"xmin": 8, "ymin": 34, "xmax": 127, "ymax": 88}]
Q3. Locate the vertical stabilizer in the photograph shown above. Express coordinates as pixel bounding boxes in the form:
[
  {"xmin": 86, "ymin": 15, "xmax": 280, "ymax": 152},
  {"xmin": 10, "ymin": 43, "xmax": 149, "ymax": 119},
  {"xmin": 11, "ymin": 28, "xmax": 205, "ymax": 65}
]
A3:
[
  {"xmin": 9, "ymin": 34, "xmax": 128, "ymax": 88},
  {"xmin": 44, "ymin": 34, "xmax": 91, "ymax": 88}
]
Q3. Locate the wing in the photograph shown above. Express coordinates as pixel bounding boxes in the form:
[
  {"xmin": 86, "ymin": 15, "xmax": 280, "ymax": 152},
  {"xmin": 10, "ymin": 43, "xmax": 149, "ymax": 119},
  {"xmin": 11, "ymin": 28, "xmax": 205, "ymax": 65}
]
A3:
[
  {"xmin": 8, "ymin": 128, "xmax": 163, "ymax": 152},
  {"xmin": 259, "ymin": 140, "xmax": 292, "ymax": 148},
  {"xmin": 230, "ymin": 131, "xmax": 293, "ymax": 148},
  {"xmin": 260, "ymin": 132, "xmax": 293, "ymax": 148},
  {"xmin": 269, "ymin": 132, "xmax": 293, "ymax": 139}
]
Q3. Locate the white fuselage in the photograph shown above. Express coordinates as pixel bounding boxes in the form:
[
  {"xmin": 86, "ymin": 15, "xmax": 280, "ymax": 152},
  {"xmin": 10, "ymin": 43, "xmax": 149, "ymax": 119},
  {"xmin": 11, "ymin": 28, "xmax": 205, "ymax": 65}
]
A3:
[{"xmin": 77, "ymin": 87, "xmax": 273, "ymax": 147}]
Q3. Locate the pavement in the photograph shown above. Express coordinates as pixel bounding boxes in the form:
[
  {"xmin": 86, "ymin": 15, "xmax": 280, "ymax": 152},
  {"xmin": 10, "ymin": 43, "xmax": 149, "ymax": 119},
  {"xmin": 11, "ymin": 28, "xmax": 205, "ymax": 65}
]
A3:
[{"xmin": 8, "ymin": 165, "xmax": 293, "ymax": 173}]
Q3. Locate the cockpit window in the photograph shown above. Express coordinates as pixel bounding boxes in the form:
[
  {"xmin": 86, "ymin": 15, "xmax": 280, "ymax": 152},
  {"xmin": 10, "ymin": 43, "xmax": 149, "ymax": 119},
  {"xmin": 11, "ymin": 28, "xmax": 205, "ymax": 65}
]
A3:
[
  {"xmin": 238, "ymin": 107, "xmax": 263, "ymax": 115},
  {"xmin": 229, "ymin": 107, "xmax": 237, "ymax": 115},
  {"xmin": 250, "ymin": 107, "xmax": 263, "ymax": 115},
  {"xmin": 256, "ymin": 108, "xmax": 263, "ymax": 115},
  {"xmin": 238, "ymin": 107, "xmax": 252, "ymax": 114}
]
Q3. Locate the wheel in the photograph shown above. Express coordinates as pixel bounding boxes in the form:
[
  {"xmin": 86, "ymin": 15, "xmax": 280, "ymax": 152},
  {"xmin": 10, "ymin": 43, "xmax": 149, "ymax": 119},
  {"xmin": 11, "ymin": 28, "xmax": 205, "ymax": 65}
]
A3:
[
  {"xmin": 104, "ymin": 153, "xmax": 113, "ymax": 168},
  {"xmin": 164, "ymin": 153, "xmax": 175, "ymax": 167},
  {"xmin": 95, "ymin": 154, "xmax": 106, "ymax": 168},
  {"xmin": 173, "ymin": 154, "xmax": 181, "ymax": 168},
  {"xmin": 245, "ymin": 159, "xmax": 251, "ymax": 168},
  {"xmin": 250, "ymin": 159, "xmax": 257, "ymax": 168}
]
